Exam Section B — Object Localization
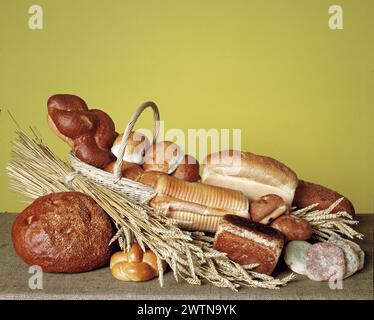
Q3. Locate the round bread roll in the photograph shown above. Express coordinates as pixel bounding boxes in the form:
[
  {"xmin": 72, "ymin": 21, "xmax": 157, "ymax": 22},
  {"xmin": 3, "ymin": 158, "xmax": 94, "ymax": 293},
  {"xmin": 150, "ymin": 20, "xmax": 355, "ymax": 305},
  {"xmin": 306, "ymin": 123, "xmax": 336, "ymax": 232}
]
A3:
[
  {"xmin": 111, "ymin": 131, "xmax": 150, "ymax": 165},
  {"xmin": 293, "ymin": 180, "xmax": 355, "ymax": 218},
  {"xmin": 270, "ymin": 214, "xmax": 313, "ymax": 241},
  {"xmin": 284, "ymin": 240, "xmax": 311, "ymax": 275},
  {"xmin": 143, "ymin": 141, "xmax": 184, "ymax": 174},
  {"xmin": 250, "ymin": 194, "xmax": 288, "ymax": 224},
  {"xmin": 110, "ymin": 243, "xmax": 167, "ymax": 282},
  {"xmin": 12, "ymin": 192, "xmax": 115, "ymax": 273},
  {"xmin": 171, "ymin": 154, "xmax": 200, "ymax": 182},
  {"xmin": 104, "ymin": 161, "xmax": 144, "ymax": 181},
  {"xmin": 138, "ymin": 171, "xmax": 167, "ymax": 188}
]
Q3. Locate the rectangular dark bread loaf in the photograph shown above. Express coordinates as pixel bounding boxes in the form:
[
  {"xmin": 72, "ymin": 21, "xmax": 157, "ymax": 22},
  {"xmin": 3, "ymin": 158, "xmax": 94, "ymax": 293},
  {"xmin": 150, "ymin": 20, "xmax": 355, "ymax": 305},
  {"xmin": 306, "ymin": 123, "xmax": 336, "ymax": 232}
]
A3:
[{"xmin": 213, "ymin": 215, "xmax": 284, "ymax": 275}]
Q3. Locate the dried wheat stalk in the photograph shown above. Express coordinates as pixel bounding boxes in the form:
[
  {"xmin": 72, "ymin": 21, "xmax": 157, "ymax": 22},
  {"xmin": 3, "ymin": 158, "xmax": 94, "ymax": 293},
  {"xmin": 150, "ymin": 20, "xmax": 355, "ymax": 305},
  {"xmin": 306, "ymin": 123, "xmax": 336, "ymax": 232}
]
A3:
[
  {"xmin": 291, "ymin": 200, "xmax": 363, "ymax": 241},
  {"xmin": 7, "ymin": 131, "xmax": 295, "ymax": 290}
]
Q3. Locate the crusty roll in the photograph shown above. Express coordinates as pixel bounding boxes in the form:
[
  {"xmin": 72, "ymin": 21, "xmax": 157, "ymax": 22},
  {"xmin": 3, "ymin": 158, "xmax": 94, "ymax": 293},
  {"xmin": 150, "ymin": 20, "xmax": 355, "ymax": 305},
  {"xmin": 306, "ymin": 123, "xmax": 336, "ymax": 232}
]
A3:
[
  {"xmin": 213, "ymin": 215, "xmax": 284, "ymax": 275},
  {"xmin": 47, "ymin": 94, "xmax": 117, "ymax": 169},
  {"xmin": 293, "ymin": 180, "xmax": 355, "ymax": 218},
  {"xmin": 111, "ymin": 131, "xmax": 150, "ymax": 165},
  {"xmin": 143, "ymin": 141, "xmax": 184, "ymax": 174},
  {"xmin": 250, "ymin": 194, "xmax": 288, "ymax": 224},
  {"xmin": 150, "ymin": 175, "xmax": 249, "ymax": 232},
  {"xmin": 138, "ymin": 171, "xmax": 167, "ymax": 187},
  {"xmin": 270, "ymin": 214, "xmax": 313, "ymax": 241},
  {"xmin": 104, "ymin": 161, "xmax": 144, "ymax": 181},
  {"xmin": 171, "ymin": 154, "xmax": 200, "ymax": 182},
  {"xmin": 110, "ymin": 244, "xmax": 167, "ymax": 282}
]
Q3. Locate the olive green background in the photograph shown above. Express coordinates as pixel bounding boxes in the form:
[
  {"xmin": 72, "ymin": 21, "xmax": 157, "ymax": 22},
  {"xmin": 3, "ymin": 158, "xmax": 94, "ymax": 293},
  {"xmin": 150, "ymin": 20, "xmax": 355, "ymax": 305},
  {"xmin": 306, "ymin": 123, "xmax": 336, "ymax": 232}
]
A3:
[{"xmin": 0, "ymin": 0, "xmax": 373, "ymax": 213}]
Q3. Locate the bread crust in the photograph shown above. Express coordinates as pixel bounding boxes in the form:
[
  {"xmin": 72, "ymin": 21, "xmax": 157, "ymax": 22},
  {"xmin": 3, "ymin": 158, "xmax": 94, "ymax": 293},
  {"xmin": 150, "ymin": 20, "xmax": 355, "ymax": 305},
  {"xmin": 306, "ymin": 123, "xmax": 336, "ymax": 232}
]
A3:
[
  {"xmin": 293, "ymin": 180, "xmax": 355, "ymax": 218},
  {"xmin": 202, "ymin": 150, "xmax": 298, "ymax": 205},
  {"xmin": 213, "ymin": 215, "xmax": 284, "ymax": 275},
  {"xmin": 47, "ymin": 94, "xmax": 116, "ymax": 168},
  {"xmin": 12, "ymin": 192, "xmax": 115, "ymax": 273}
]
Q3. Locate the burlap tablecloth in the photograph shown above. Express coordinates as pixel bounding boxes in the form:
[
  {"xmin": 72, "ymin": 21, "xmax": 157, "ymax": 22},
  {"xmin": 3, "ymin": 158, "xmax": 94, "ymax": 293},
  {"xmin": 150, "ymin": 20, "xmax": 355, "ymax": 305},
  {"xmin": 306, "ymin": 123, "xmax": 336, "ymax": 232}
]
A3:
[{"xmin": 1, "ymin": 213, "xmax": 372, "ymax": 300}]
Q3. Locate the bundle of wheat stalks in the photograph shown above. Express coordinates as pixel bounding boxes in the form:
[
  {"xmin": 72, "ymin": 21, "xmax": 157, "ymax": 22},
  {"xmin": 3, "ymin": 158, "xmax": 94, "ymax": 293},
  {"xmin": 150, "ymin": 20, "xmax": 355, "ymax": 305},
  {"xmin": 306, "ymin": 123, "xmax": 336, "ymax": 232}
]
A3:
[{"xmin": 6, "ymin": 130, "xmax": 363, "ymax": 290}]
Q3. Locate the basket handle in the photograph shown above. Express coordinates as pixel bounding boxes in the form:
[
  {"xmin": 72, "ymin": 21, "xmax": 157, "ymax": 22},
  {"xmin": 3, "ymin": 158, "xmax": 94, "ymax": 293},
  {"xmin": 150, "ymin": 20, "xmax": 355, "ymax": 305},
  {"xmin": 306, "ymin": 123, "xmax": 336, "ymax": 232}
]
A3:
[{"xmin": 113, "ymin": 101, "xmax": 160, "ymax": 180}]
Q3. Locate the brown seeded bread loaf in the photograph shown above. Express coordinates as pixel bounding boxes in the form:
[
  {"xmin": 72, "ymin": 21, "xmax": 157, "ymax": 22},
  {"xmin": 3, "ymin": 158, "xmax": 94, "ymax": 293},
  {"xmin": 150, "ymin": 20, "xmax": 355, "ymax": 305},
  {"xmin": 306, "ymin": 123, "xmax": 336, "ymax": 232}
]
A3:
[
  {"xmin": 12, "ymin": 192, "xmax": 115, "ymax": 273},
  {"xmin": 213, "ymin": 215, "xmax": 284, "ymax": 275},
  {"xmin": 293, "ymin": 180, "xmax": 355, "ymax": 218}
]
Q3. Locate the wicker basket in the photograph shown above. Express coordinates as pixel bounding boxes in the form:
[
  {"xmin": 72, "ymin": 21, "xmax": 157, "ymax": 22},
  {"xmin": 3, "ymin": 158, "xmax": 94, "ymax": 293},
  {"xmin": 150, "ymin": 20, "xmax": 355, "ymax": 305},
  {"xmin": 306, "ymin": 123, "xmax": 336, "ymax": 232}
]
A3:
[{"xmin": 69, "ymin": 101, "xmax": 161, "ymax": 203}]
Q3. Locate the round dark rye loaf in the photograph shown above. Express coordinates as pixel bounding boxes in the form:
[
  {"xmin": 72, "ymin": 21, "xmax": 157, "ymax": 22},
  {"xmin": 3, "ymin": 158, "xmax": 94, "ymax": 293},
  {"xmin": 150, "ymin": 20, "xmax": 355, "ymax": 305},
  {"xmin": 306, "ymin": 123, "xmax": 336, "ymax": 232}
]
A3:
[
  {"xmin": 12, "ymin": 192, "xmax": 115, "ymax": 273},
  {"xmin": 293, "ymin": 180, "xmax": 355, "ymax": 218}
]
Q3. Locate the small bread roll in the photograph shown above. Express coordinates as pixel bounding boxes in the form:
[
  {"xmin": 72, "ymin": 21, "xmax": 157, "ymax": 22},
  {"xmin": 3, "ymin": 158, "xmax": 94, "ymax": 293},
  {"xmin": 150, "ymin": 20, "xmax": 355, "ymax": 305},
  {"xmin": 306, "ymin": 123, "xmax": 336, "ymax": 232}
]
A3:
[
  {"xmin": 142, "ymin": 251, "xmax": 167, "ymax": 276},
  {"xmin": 250, "ymin": 194, "xmax": 288, "ymax": 224},
  {"xmin": 110, "ymin": 244, "xmax": 167, "ymax": 282},
  {"xmin": 110, "ymin": 251, "xmax": 128, "ymax": 269},
  {"xmin": 104, "ymin": 161, "xmax": 144, "ymax": 181},
  {"xmin": 138, "ymin": 171, "xmax": 167, "ymax": 187},
  {"xmin": 270, "ymin": 214, "xmax": 313, "ymax": 241},
  {"xmin": 112, "ymin": 262, "xmax": 155, "ymax": 282},
  {"xmin": 143, "ymin": 141, "xmax": 184, "ymax": 174},
  {"xmin": 111, "ymin": 131, "xmax": 150, "ymax": 165},
  {"xmin": 171, "ymin": 155, "xmax": 200, "ymax": 182}
]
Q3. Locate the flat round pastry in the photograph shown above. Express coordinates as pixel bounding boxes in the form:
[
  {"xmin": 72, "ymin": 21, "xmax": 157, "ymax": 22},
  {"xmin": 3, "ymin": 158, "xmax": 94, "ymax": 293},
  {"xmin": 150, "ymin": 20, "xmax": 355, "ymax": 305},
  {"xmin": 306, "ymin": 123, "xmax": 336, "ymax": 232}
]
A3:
[
  {"xmin": 328, "ymin": 236, "xmax": 360, "ymax": 278},
  {"xmin": 284, "ymin": 240, "xmax": 311, "ymax": 275},
  {"xmin": 305, "ymin": 242, "xmax": 346, "ymax": 282}
]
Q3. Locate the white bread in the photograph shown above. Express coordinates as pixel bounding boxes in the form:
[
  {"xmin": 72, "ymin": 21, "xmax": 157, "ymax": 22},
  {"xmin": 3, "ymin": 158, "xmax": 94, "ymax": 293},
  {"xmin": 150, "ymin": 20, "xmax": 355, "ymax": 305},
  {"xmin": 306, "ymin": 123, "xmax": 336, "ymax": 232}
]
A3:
[{"xmin": 202, "ymin": 150, "xmax": 298, "ymax": 205}]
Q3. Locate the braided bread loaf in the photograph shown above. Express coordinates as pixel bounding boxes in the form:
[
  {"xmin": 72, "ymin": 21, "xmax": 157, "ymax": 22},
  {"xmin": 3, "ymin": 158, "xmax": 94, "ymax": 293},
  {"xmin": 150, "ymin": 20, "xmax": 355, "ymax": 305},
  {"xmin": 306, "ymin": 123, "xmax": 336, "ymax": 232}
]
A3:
[{"xmin": 47, "ymin": 94, "xmax": 117, "ymax": 168}]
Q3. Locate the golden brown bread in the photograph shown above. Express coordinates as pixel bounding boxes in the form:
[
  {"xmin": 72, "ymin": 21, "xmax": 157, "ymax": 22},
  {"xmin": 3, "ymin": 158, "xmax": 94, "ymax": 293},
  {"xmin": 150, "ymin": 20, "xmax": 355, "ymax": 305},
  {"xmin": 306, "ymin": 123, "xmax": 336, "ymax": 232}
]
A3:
[
  {"xmin": 111, "ymin": 131, "xmax": 150, "ymax": 165},
  {"xmin": 250, "ymin": 194, "xmax": 288, "ymax": 224},
  {"xmin": 138, "ymin": 171, "xmax": 168, "ymax": 187},
  {"xmin": 149, "ymin": 175, "xmax": 249, "ymax": 232},
  {"xmin": 143, "ymin": 141, "xmax": 184, "ymax": 174},
  {"xmin": 293, "ymin": 180, "xmax": 355, "ymax": 218},
  {"xmin": 104, "ymin": 161, "xmax": 144, "ymax": 181},
  {"xmin": 110, "ymin": 244, "xmax": 167, "ymax": 281},
  {"xmin": 47, "ymin": 94, "xmax": 117, "ymax": 169},
  {"xmin": 12, "ymin": 192, "xmax": 115, "ymax": 273},
  {"xmin": 155, "ymin": 175, "xmax": 248, "ymax": 213},
  {"xmin": 171, "ymin": 154, "xmax": 200, "ymax": 182},
  {"xmin": 270, "ymin": 214, "xmax": 313, "ymax": 241},
  {"xmin": 213, "ymin": 215, "xmax": 284, "ymax": 275},
  {"xmin": 202, "ymin": 150, "xmax": 298, "ymax": 206}
]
